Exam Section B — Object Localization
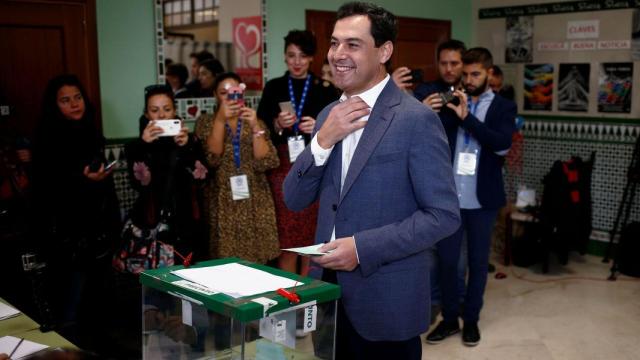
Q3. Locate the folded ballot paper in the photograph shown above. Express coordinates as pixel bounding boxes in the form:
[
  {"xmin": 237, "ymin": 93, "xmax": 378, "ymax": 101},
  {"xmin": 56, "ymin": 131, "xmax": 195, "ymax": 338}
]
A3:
[
  {"xmin": 0, "ymin": 336, "xmax": 48, "ymax": 360},
  {"xmin": 172, "ymin": 263, "xmax": 301, "ymax": 298},
  {"xmin": 0, "ymin": 302, "xmax": 20, "ymax": 321},
  {"xmin": 282, "ymin": 244, "xmax": 333, "ymax": 256}
]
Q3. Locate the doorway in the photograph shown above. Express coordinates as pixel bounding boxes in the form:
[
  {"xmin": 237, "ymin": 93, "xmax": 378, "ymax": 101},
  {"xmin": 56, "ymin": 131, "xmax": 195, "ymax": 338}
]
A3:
[{"xmin": 0, "ymin": 0, "xmax": 101, "ymax": 139}]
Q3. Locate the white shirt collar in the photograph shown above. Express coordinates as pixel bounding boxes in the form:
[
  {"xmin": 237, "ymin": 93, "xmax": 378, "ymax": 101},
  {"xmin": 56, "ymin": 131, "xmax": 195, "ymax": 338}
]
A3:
[
  {"xmin": 468, "ymin": 87, "xmax": 495, "ymax": 103},
  {"xmin": 339, "ymin": 74, "xmax": 391, "ymax": 110}
]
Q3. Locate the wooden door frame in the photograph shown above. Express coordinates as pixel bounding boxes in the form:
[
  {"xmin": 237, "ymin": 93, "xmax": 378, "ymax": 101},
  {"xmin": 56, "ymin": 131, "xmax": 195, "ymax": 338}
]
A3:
[
  {"xmin": 305, "ymin": 10, "xmax": 336, "ymax": 77},
  {"xmin": 1, "ymin": 0, "xmax": 102, "ymax": 132}
]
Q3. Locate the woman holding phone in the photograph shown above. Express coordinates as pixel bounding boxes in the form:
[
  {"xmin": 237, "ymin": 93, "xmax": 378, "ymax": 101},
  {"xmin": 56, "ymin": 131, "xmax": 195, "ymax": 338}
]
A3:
[
  {"xmin": 32, "ymin": 74, "xmax": 121, "ymax": 342},
  {"xmin": 195, "ymin": 72, "xmax": 280, "ymax": 264},
  {"xmin": 257, "ymin": 30, "xmax": 337, "ymax": 275},
  {"xmin": 124, "ymin": 85, "xmax": 207, "ymax": 264}
]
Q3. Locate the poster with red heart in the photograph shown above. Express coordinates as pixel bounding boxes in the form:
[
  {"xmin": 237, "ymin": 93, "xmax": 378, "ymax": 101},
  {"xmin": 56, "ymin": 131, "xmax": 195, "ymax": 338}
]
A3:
[{"xmin": 233, "ymin": 16, "xmax": 262, "ymax": 91}]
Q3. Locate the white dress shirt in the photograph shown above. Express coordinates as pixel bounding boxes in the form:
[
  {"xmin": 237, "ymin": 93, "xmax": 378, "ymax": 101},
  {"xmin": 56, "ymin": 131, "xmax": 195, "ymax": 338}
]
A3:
[{"xmin": 309, "ymin": 74, "xmax": 391, "ymax": 251}]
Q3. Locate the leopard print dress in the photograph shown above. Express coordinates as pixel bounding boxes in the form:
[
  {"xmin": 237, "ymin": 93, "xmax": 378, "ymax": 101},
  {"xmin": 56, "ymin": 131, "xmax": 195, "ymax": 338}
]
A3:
[{"xmin": 195, "ymin": 114, "xmax": 280, "ymax": 264}]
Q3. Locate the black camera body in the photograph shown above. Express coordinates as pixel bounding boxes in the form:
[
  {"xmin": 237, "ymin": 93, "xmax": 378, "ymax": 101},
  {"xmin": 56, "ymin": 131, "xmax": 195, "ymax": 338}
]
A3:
[
  {"xmin": 438, "ymin": 90, "xmax": 460, "ymax": 107},
  {"xmin": 410, "ymin": 69, "xmax": 423, "ymax": 83}
]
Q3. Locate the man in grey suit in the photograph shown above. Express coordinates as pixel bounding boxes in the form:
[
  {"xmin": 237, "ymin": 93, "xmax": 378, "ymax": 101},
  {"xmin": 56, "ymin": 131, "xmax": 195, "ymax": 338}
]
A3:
[{"xmin": 283, "ymin": 2, "xmax": 460, "ymax": 359}]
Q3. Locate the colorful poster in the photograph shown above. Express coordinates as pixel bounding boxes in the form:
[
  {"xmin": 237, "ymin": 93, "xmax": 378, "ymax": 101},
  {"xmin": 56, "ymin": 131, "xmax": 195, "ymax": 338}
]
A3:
[
  {"xmin": 598, "ymin": 63, "xmax": 633, "ymax": 113},
  {"xmin": 558, "ymin": 64, "xmax": 590, "ymax": 112},
  {"xmin": 524, "ymin": 64, "xmax": 553, "ymax": 111},
  {"xmin": 505, "ymin": 16, "xmax": 533, "ymax": 63},
  {"xmin": 233, "ymin": 16, "xmax": 263, "ymax": 91}
]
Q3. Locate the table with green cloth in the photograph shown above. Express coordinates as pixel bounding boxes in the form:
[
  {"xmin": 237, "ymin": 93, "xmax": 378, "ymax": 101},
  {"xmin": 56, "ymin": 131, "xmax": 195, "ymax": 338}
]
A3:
[{"xmin": 0, "ymin": 297, "xmax": 76, "ymax": 349}]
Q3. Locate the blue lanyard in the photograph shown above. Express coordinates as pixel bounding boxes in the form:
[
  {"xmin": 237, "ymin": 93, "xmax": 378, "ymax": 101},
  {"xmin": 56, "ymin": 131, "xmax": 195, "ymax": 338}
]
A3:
[
  {"xmin": 288, "ymin": 74, "xmax": 311, "ymax": 134},
  {"xmin": 225, "ymin": 120, "xmax": 242, "ymax": 169},
  {"xmin": 465, "ymin": 98, "xmax": 479, "ymax": 146}
]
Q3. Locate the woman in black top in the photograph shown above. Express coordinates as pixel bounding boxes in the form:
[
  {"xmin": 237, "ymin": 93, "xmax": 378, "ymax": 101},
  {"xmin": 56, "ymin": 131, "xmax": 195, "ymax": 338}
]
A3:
[
  {"xmin": 257, "ymin": 30, "xmax": 338, "ymax": 275},
  {"xmin": 32, "ymin": 74, "xmax": 121, "ymax": 336},
  {"xmin": 124, "ymin": 85, "xmax": 207, "ymax": 265}
]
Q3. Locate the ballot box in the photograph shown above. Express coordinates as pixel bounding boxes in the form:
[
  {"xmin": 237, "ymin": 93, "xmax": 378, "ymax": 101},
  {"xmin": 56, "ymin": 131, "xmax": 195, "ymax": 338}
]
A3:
[{"xmin": 140, "ymin": 257, "xmax": 340, "ymax": 359}]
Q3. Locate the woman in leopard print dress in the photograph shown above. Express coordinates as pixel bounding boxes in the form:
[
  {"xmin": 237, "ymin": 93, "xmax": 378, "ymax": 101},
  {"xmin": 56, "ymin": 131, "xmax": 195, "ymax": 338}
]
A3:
[{"xmin": 195, "ymin": 72, "xmax": 280, "ymax": 264}]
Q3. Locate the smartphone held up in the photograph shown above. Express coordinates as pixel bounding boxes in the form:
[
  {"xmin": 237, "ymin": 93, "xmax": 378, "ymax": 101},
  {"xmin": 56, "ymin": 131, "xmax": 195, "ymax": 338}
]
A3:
[
  {"xmin": 225, "ymin": 82, "xmax": 246, "ymax": 107},
  {"xmin": 154, "ymin": 119, "xmax": 182, "ymax": 137}
]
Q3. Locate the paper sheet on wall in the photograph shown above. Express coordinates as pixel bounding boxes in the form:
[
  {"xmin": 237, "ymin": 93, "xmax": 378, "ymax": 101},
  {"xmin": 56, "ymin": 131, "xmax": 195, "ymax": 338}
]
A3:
[{"xmin": 172, "ymin": 263, "xmax": 302, "ymax": 298}]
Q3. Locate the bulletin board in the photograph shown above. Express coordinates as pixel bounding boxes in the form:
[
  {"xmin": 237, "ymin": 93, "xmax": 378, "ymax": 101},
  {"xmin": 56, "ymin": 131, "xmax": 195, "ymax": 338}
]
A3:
[{"xmin": 477, "ymin": 2, "xmax": 640, "ymax": 119}]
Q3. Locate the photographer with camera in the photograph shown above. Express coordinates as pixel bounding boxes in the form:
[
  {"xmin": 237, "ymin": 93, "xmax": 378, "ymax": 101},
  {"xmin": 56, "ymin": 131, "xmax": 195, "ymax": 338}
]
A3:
[
  {"xmin": 414, "ymin": 39, "xmax": 466, "ymax": 111},
  {"xmin": 405, "ymin": 40, "xmax": 469, "ymax": 328},
  {"xmin": 425, "ymin": 48, "xmax": 516, "ymax": 347},
  {"xmin": 195, "ymin": 72, "xmax": 280, "ymax": 264},
  {"xmin": 121, "ymin": 84, "xmax": 206, "ymax": 269}
]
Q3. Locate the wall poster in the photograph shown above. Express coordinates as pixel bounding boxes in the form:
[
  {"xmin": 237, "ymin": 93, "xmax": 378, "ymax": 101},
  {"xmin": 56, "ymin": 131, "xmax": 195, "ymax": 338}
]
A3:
[
  {"xmin": 505, "ymin": 16, "xmax": 534, "ymax": 63},
  {"xmin": 558, "ymin": 64, "xmax": 590, "ymax": 112},
  {"xmin": 232, "ymin": 16, "xmax": 263, "ymax": 91},
  {"xmin": 632, "ymin": 10, "xmax": 640, "ymax": 60},
  {"xmin": 524, "ymin": 64, "xmax": 553, "ymax": 111},
  {"xmin": 598, "ymin": 62, "xmax": 633, "ymax": 113}
]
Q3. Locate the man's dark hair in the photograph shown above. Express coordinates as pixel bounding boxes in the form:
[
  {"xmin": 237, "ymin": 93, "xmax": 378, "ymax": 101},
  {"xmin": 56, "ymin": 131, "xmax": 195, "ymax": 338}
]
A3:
[
  {"xmin": 166, "ymin": 63, "xmax": 189, "ymax": 87},
  {"xmin": 462, "ymin": 47, "xmax": 493, "ymax": 70},
  {"xmin": 491, "ymin": 65, "xmax": 503, "ymax": 77},
  {"xmin": 284, "ymin": 30, "xmax": 317, "ymax": 56},
  {"xmin": 336, "ymin": 2, "xmax": 397, "ymax": 46},
  {"xmin": 436, "ymin": 39, "xmax": 466, "ymax": 61},
  {"xmin": 195, "ymin": 50, "xmax": 215, "ymax": 65}
]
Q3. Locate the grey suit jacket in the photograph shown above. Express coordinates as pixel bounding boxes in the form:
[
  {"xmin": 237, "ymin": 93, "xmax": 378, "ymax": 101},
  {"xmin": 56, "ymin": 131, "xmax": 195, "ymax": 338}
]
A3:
[{"xmin": 283, "ymin": 80, "xmax": 460, "ymax": 341}]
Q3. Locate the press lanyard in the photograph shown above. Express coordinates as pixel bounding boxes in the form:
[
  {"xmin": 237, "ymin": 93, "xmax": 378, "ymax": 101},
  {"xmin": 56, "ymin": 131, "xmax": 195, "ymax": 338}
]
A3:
[
  {"xmin": 288, "ymin": 74, "xmax": 311, "ymax": 134},
  {"xmin": 225, "ymin": 120, "xmax": 242, "ymax": 169},
  {"xmin": 464, "ymin": 98, "xmax": 479, "ymax": 146}
]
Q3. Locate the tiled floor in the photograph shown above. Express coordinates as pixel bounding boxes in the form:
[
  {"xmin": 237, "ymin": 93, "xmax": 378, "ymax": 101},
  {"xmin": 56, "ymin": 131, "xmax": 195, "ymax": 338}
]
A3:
[{"xmin": 421, "ymin": 253, "xmax": 640, "ymax": 360}]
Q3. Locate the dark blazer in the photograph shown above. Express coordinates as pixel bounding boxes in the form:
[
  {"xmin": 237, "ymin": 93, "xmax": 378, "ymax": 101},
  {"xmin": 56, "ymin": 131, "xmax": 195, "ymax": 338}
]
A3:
[
  {"xmin": 283, "ymin": 80, "xmax": 460, "ymax": 341},
  {"xmin": 413, "ymin": 79, "xmax": 451, "ymax": 102},
  {"xmin": 439, "ymin": 93, "xmax": 516, "ymax": 209}
]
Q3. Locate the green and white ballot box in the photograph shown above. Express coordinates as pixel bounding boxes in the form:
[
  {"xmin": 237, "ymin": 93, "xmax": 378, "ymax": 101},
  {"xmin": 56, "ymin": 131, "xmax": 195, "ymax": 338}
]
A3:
[{"xmin": 139, "ymin": 257, "xmax": 340, "ymax": 359}]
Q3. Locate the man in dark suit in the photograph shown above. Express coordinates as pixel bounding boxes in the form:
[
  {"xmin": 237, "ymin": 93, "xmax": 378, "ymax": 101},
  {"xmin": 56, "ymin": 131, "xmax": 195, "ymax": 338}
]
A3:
[
  {"xmin": 426, "ymin": 47, "xmax": 516, "ymax": 347},
  {"xmin": 414, "ymin": 39, "xmax": 466, "ymax": 107},
  {"xmin": 283, "ymin": 2, "xmax": 460, "ymax": 359},
  {"xmin": 410, "ymin": 39, "xmax": 469, "ymax": 324}
]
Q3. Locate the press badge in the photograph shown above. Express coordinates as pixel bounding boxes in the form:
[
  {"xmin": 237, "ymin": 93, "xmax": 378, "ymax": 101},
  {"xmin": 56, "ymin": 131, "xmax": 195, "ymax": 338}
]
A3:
[
  {"xmin": 287, "ymin": 135, "xmax": 305, "ymax": 163},
  {"xmin": 456, "ymin": 151, "xmax": 478, "ymax": 176},
  {"xmin": 230, "ymin": 174, "xmax": 250, "ymax": 200}
]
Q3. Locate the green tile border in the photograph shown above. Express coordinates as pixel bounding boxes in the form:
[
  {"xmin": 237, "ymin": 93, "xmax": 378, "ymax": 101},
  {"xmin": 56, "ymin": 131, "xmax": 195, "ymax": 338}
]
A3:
[{"xmin": 523, "ymin": 114, "xmax": 640, "ymax": 125}]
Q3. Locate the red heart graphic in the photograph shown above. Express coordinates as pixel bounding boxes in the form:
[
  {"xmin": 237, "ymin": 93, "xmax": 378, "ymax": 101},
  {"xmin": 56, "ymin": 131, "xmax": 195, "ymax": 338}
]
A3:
[
  {"xmin": 235, "ymin": 23, "xmax": 260, "ymax": 56},
  {"xmin": 187, "ymin": 105, "xmax": 198, "ymax": 117}
]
